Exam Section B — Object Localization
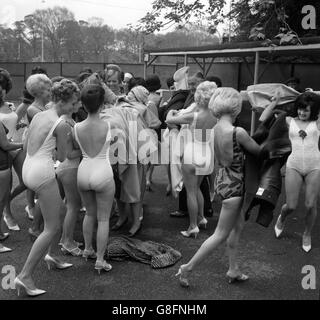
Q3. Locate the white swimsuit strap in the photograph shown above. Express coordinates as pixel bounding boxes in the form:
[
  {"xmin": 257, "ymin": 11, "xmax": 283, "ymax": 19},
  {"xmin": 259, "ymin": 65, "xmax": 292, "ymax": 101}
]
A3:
[{"xmin": 74, "ymin": 124, "xmax": 89, "ymax": 158}]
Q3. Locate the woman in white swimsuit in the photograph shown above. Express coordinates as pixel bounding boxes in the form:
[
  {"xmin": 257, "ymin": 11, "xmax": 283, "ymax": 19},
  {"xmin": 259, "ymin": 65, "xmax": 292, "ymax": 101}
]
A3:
[
  {"xmin": 14, "ymin": 79, "xmax": 79, "ymax": 297},
  {"xmin": 0, "ymin": 68, "xmax": 24, "ymax": 231},
  {"xmin": 24, "ymin": 74, "xmax": 52, "ymax": 239},
  {"xmin": 261, "ymin": 91, "xmax": 320, "ymax": 252},
  {"xmin": 166, "ymin": 82, "xmax": 217, "ymax": 238},
  {"xmin": 56, "ymin": 99, "xmax": 83, "ymax": 256},
  {"xmin": 74, "ymin": 84, "xmax": 115, "ymax": 273}
]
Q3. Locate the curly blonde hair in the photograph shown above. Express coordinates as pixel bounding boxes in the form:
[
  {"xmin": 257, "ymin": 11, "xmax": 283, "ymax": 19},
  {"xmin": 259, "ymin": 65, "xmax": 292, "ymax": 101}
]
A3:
[
  {"xmin": 26, "ymin": 74, "xmax": 52, "ymax": 98},
  {"xmin": 209, "ymin": 87, "xmax": 242, "ymax": 118},
  {"xmin": 194, "ymin": 81, "xmax": 218, "ymax": 108},
  {"xmin": 51, "ymin": 79, "xmax": 80, "ymax": 103}
]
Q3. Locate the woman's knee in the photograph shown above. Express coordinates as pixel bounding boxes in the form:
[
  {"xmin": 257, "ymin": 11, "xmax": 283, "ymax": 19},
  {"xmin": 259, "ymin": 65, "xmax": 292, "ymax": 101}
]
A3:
[{"xmin": 305, "ymin": 201, "xmax": 316, "ymax": 212}]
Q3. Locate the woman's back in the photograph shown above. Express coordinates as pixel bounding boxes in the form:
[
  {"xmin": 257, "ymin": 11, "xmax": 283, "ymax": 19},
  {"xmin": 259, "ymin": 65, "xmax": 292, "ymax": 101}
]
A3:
[
  {"xmin": 75, "ymin": 119, "xmax": 110, "ymax": 159},
  {"xmin": 214, "ymin": 123, "xmax": 239, "ymax": 168},
  {"xmin": 27, "ymin": 109, "xmax": 59, "ymax": 156},
  {"xmin": 193, "ymin": 109, "xmax": 216, "ymax": 142}
]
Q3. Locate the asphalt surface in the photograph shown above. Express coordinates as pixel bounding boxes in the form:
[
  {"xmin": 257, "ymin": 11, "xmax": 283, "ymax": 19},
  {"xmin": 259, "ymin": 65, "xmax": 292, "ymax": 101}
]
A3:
[{"xmin": 0, "ymin": 165, "xmax": 319, "ymax": 300}]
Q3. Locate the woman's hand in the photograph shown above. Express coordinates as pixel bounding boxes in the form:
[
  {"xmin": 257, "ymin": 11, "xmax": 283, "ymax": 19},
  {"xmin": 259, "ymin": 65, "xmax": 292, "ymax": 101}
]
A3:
[{"xmin": 271, "ymin": 88, "xmax": 281, "ymax": 104}]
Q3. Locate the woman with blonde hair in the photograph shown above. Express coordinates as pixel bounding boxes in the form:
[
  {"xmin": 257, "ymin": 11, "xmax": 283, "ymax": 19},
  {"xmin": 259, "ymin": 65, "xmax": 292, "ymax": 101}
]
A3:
[
  {"xmin": 166, "ymin": 81, "xmax": 217, "ymax": 238},
  {"xmin": 176, "ymin": 87, "xmax": 262, "ymax": 287},
  {"xmin": 24, "ymin": 73, "xmax": 53, "ymax": 238},
  {"xmin": 14, "ymin": 79, "xmax": 79, "ymax": 296}
]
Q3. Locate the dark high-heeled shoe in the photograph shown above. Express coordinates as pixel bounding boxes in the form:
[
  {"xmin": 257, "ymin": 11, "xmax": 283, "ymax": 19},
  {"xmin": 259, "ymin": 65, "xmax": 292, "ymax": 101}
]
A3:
[{"xmin": 111, "ymin": 217, "xmax": 128, "ymax": 231}]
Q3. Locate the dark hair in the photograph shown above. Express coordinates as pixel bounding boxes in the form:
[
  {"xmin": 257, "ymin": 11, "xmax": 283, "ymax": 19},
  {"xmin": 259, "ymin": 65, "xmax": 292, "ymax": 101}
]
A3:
[
  {"xmin": 81, "ymin": 84, "xmax": 105, "ymax": 113},
  {"xmin": 0, "ymin": 68, "xmax": 12, "ymax": 93},
  {"xmin": 166, "ymin": 76, "xmax": 174, "ymax": 89},
  {"xmin": 80, "ymin": 68, "xmax": 93, "ymax": 74},
  {"xmin": 205, "ymin": 75, "xmax": 222, "ymax": 88},
  {"xmin": 51, "ymin": 76, "xmax": 65, "ymax": 84},
  {"xmin": 52, "ymin": 79, "xmax": 80, "ymax": 103},
  {"xmin": 293, "ymin": 92, "xmax": 320, "ymax": 121},
  {"xmin": 31, "ymin": 66, "xmax": 48, "ymax": 76},
  {"xmin": 127, "ymin": 77, "xmax": 147, "ymax": 92},
  {"xmin": 286, "ymin": 77, "xmax": 300, "ymax": 85},
  {"xmin": 145, "ymin": 74, "xmax": 161, "ymax": 92}
]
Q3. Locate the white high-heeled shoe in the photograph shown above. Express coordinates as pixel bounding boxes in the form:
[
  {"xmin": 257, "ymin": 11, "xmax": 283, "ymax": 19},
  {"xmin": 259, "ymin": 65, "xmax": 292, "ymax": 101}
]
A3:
[
  {"xmin": 95, "ymin": 260, "xmax": 112, "ymax": 274},
  {"xmin": 0, "ymin": 245, "xmax": 12, "ymax": 253},
  {"xmin": 14, "ymin": 277, "xmax": 46, "ymax": 297},
  {"xmin": 302, "ymin": 235, "xmax": 312, "ymax": 253},
  {"xmin": 198, "ymin": 218, "xmax": 208, "ymax": 229},
  {"xmin": 180, "ymin": 226, "xmax": 199, "ymax": 239},
  {"xmin": 3, "ymin": 216, "xmax": 20, "ymax": 231},
  {"xmin": 274, "ymin": 214, "xmax": 284, "ymax": 238},
  {"xmin": 44, "ymin": 254, "xmax": 73, "ymax": 270},
  {"xmin": 175, "ymin": 265, "xmax": 191, "ymax": 288}
]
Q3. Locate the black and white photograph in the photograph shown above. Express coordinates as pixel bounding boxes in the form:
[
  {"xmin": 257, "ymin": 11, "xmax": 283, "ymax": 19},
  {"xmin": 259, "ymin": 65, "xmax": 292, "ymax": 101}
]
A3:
[{"xmin": 0, "ymin": 0, "xmax": 320, "ymax": 305}]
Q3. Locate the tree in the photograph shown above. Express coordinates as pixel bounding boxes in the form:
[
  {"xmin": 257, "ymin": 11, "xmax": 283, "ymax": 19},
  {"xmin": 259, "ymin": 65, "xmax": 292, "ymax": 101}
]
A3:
[
  {"xmin": 136, "ymin": 0, "xmax": 320, "ymax": 43},
  {"xmin": 30, "ymin": 6, "xmax": 75, "ymax": 61},
  {"xmin": 135, "ymin": 0, "xmax": 226, "ymax": 34}
]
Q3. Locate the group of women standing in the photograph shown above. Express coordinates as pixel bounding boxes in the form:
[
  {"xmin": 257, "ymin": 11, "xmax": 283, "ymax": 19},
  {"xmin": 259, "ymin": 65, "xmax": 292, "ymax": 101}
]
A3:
[{"xmin": 1, "ymin": 63, "xmax": 320, "ymax": 296}]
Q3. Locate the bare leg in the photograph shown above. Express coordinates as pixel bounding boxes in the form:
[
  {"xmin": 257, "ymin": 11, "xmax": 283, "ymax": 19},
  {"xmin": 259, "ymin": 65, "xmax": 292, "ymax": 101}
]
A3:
[
  {"xmin": 0, "ymin": 169, "xmax": 11, "ymax": 236},
  {"xmin": 58, "ymin": 169, "xmax": 81, "ymax": 248},
  {"xmin": 279, "ymin": 168, "xmax": 303, "ymax": 224},
  {"xmin": 303, "ymin": 170, "xmax": 320, "ymax": 237},
  {"xmin": 182, "ymin": 164, "xmax": 198, "ymax": 230},
  {"xmin": 129, "ymin": 202, "xmax": 142, "ymax": 235},
  {"xmin": 226, "ymin": 205, "xmax": 245, "ymax": 275},
  {"xmin": 180, "ymin": 197, "xmax": 243, "ymax": 275},
  {"xmin": 17, "ymin": 179, "xmax": 63, "ymax": 289},
  {"xmin": 95, "ymin": 182, "xmax": 114, "ymax": 262},
  {"xmin": 5, "ymin": 150, "xmax": 26, "ymax": 221},
  {"xmin": 196, "ymin": 176, "xmax": 205, "ymax": 222},
  {"xmin": 80, "ymin": 190, "xmax": 97, "ymax": 252}
]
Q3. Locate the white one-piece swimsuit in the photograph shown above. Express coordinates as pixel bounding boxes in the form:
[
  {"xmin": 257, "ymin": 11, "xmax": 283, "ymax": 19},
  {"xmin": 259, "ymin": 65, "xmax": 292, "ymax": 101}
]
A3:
[{"xmin": 286, "ymin": 118, "xmax": 320, "ymax": 176}]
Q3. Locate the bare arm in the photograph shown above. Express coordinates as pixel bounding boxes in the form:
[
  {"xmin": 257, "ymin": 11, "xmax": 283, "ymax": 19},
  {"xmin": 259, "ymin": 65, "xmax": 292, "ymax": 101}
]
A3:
[
  {"xmin": 66, "ymin": 128, "xmax": 82, "ymax": 160},
  {"xmin": 236, "ymin": 127, "xmax": 261, "ymax": 157},
  {"xmin": 165, "ymin": 109, "xmax": 194, "ymax": 125},
  {"xmin": 54, "ymin": 122, "xmax": 69, "ymax": 162},
  {"xmin": 259, "ymin": 90, "xmax": 281, "ymax": 122},
  {"xmin": 16, "ymin": 102, "xmax": 30, "ymax": 123},
  {"xmin": 0, "ymin": 123, "xmax": 23, "ymax": 151},
  {"xmin": 27, "ymin": 105, "xmax": 41, "ymax": 122}
]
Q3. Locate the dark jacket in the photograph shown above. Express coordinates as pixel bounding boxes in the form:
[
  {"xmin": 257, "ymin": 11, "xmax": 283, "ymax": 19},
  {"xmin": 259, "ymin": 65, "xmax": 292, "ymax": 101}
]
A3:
[
  {"xmin": 242, "ymin": 110, "xmax": 291, "ymax": 227},
  {"xmin": 158, "ymin": 89, "xmax": 189, "ymax": 125}
]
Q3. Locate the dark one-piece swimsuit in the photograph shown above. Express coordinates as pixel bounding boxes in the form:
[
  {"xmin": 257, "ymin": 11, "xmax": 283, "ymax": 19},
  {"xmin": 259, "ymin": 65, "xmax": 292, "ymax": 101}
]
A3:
[{"xmin": 214, "ymin": 127, "xmax": 244, "ymax": 200}]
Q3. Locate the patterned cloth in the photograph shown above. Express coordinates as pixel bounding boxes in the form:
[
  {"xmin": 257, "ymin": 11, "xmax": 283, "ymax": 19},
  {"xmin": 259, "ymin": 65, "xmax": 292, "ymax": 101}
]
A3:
[
  {"xmin": 106, "ymin": 236, "xmax": 182, "ymax": 269},
  {"xmin": 214, "ymin": 128, "xmax": 244, "ymax": 200}
]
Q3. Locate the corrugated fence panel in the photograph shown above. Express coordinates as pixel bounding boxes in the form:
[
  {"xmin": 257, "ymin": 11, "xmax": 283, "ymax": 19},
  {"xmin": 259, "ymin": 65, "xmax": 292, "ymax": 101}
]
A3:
[
  {"xmin": 0, "ymin": 63, "xmax": 24, "ymax": 76},
  {"xmin": 25, "ymin": 63, "xmax": 61, "ymax": 78},
  {"xmin": 6, "ymin": 76, "xmax": 25, "ymax": 102},
  {"xmin": 62, "ymin": 63, "xmax": 104, "ymax": 78}
]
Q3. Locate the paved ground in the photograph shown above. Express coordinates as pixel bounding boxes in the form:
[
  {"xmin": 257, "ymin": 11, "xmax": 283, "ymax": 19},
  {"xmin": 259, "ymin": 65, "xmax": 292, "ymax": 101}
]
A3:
[{"xmin": 0, "ymin": 166, "xmax": 320, "ymax": 300}]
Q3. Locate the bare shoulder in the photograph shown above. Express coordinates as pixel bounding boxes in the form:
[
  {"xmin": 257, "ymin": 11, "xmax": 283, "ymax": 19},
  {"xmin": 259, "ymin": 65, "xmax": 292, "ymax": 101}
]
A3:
[
  {"xmin": 235, "ymin": 127, "xmax": 249, "ymax": 141},
  {"xmin": 286, "ymin": 116, "xmax": 292, "ymax": 126}
]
